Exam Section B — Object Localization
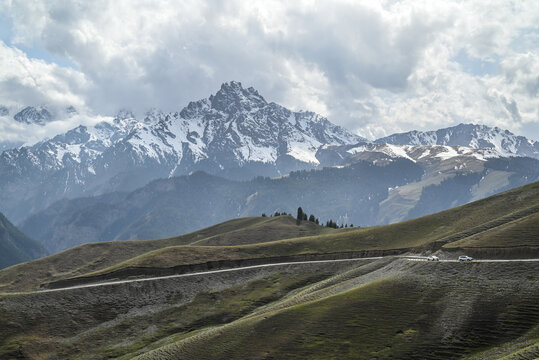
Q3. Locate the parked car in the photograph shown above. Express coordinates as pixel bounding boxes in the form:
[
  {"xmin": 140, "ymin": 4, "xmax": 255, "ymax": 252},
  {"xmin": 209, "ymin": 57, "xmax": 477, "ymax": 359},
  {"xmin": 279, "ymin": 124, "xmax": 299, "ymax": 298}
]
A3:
[
  {"xmin": 427, "ymin": 255, "xmax": 440, "ymax": 261},
  {"xmin": 458, "ymin": 255, "xmax": 473, "ymax": 261}
]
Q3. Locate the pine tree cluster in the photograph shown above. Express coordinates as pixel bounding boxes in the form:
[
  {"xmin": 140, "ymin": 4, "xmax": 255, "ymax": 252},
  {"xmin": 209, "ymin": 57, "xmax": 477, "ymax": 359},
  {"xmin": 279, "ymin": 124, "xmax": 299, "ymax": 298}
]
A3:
[{"xmin": 261, "ymin": 207, "xmax": 355, "ymax": 229}]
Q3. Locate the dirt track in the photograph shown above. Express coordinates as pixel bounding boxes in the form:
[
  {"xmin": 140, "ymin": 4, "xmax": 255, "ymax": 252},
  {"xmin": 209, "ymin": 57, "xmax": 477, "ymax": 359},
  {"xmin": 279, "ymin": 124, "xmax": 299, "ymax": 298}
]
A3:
[{"xmin": 34, "ymin": 256, "xmax": 539, "ymax": 293}]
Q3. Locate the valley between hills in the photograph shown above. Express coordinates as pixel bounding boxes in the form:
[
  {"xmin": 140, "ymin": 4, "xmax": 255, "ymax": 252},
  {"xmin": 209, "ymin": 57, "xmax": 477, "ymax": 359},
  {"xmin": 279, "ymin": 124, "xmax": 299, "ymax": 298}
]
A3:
[{"xmin": 0, "ymin": 181, "xmax": 538, "ymax": 359}]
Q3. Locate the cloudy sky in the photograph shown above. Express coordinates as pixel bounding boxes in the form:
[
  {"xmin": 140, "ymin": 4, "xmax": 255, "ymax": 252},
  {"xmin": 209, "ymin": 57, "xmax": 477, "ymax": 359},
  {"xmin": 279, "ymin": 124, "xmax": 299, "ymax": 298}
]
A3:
[{"xmin": 0, "ymin": 0, "xmax": 538, "ymax": 144}]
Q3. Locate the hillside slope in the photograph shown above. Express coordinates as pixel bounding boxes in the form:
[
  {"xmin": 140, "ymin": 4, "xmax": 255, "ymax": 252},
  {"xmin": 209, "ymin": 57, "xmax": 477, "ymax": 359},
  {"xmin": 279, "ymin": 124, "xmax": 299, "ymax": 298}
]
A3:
[
  {"xmin": 48, "ymin": 180, "xmax": 536, "ymax": 291},
  {"xmin": 21, "ymin": 160, "xmax": 423, "ymax": 253},
  {"xmin": 136, "ymin": 262, "xmax": 539, "ymax": 360},
  {"xmin": 0, "ymin": 215, "xmax": 330, "ymax": 292},
  {"xmin": 1, "ymin": 258, "xmax": 537, "ymax": 359},
  {"xmin": 0, "ymin": 183, "xmax": 538, "ymax": 359},
  {"xmin": 0, "ymin": 212, "xmax": 46, "ymax": 269},
  {"xmin": 2, "ymin": 181, "xmax": 537, "ymax": 293}
]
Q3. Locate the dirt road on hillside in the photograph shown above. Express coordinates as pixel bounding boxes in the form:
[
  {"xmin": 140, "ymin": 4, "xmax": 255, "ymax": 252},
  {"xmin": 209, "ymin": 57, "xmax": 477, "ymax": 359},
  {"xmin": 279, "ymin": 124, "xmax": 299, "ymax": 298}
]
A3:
[{"xmin": 31, "ymin": 256, "xmax": 539, "ymax": 294}]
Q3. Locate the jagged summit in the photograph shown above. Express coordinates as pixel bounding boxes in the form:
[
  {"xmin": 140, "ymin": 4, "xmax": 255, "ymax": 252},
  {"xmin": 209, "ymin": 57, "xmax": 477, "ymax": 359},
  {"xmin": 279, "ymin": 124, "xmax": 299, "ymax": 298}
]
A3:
[
  {"xmin": 114, "ymin": 109, "xmax": 136, "ymax": 121},
  {"xmin": 143, "ymin": 108, "xmax": 164, "ymax": 124},
  {"xmin": 209, "ymin": 81, "xmax": 267, "ymax": 113},
  {"xmin": 13, "ymin": 106, "xmax": 52, "ymax": 125}
]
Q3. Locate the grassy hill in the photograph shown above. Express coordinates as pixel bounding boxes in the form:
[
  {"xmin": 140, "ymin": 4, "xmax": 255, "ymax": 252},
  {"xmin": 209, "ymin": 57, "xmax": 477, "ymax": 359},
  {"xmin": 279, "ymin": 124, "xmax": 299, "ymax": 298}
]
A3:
[
  {"xmin": 1, "ymin": 259, "xmax": 538, "ymax": 359},
  {"xmin": 0, "ymin": 182, "xmax": 538, "ymax": 359},
  {"xmin": 0, "ymin": 215, "xmax": 332, "ymax": 292},
  {"xmin": 136, "ymin": 262, "xmax": 539, "ymax": 360},
  {"xmin": 58, "ymin": 180, "xmax": 539, "ymax": 284},
  {"xmin": 443, "ymin": 211, "xmax": 539, "ymax": 249},
  {"xmin": 0, "ymin": 212, "xmax": 47, "ymax": 269},
  {"xmin": 1, "ymin": 181, "xmax": 538, "ymax": 293}
]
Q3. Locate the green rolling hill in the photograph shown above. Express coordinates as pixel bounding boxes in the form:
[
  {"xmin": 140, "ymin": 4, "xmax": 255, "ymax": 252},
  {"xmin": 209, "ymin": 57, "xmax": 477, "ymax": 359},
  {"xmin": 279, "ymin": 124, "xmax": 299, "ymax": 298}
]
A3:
[
  {"xmin": 55, "ymin": 180, "xmax": 539, "ymax": 287},
  {"xmin": 0, "ymin": 214, "xmax": 334, "ymax": 292},
  {"xmin": 0, "ymin": 181, "xmax": 537, "ymax": 359}
]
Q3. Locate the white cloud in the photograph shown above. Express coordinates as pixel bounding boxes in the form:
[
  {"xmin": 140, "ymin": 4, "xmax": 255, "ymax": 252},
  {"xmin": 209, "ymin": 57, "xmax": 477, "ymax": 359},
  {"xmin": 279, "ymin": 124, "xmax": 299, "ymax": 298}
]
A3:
[
  {"xmin": 0, "ymin": 0, "xmax": 537, "ymax": 143},
  {"xmin": 0, "ymin": 113, "xmax": 112, "ymax": 146},
  {"xmin": 0, "ymin": 41, "xmax": 87, "ymax": 108}
]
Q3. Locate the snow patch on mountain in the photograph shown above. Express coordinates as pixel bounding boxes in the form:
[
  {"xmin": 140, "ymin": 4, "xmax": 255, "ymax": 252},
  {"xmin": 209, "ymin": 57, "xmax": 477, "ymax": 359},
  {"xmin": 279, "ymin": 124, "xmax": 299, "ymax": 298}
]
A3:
[
  {"xmin": 288, "ymin": 140, "xmax": 321, "ymax": 164},
  {"xmin": 435, "ymin": 146, "xmax": 459, "ymax": 160},
  {"xmin": 342, "ymin": 142, "xmax": 502, "ymax": 163}
]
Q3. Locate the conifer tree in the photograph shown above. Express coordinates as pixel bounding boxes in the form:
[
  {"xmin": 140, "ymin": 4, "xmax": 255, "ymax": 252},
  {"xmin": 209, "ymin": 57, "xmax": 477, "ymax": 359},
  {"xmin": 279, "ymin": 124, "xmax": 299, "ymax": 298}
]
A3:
[{"xmin": 296, "ymin": 207, "xmax": 304, "ymax": 225}]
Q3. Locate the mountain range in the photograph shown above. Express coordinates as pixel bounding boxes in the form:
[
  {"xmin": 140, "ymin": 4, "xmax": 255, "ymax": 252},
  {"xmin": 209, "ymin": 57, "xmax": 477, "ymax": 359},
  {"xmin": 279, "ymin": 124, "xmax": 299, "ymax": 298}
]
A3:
[
  {"xmin": 376, "ymin": 123, "xmax": 539, "ymax": 158},
  {"xmin": 1, "ymin": 81, "xmax": 538, "ymax": 254},
  {"xmin": 0, "ymin": 82, "xmax": 365, "ymax": 223},
  {"xmin": 22, "ymin": 153, "xmax": 538, "ymax": 254}
]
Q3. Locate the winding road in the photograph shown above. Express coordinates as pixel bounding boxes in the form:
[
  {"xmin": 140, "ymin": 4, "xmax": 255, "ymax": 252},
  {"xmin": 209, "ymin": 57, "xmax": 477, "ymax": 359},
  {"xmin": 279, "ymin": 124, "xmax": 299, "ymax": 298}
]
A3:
[{"xmin": 33, "ymin": 255, "xmax": 539, "ymax": 294}]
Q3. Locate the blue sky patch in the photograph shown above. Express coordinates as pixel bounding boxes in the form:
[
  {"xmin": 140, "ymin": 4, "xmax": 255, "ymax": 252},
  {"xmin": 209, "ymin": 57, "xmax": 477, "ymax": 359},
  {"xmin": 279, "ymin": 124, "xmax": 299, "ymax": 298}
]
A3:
[{"xmin": 452, "ymin": 50, "xmax": 498, "ymax": 77}]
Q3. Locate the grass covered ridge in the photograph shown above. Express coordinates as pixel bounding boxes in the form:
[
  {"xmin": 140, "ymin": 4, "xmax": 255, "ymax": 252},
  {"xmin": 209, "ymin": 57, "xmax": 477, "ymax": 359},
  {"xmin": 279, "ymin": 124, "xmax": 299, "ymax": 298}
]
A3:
[
  {"xmin": 0, "ymin": 215, "xmax": 331, "ymax": 292},
  {"xmin": 79, "ymin": 181, "xmax": 539, "ymax": 279}
]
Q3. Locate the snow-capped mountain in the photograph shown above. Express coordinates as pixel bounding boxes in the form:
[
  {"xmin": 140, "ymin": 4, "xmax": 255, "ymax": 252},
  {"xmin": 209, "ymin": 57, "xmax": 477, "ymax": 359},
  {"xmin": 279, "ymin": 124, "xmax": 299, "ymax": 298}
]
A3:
[
  {"xmin": 375, "ymin": 123, "xmax": 539, "ymax": 159},
  {"xmin": 13, "ymin": 106, "xmax": 53, "ymax": 125},
  {"xmin": 317, "ymin": 142, "xmax": 501, "ymax": 166},
  {"xmin": 0, "ymin": 81, "xmax": 364, "ymax": 222},
  {"xmin": 123, "ymin": 81, "xmax": 364, "ymax": 174},
  {"xmin": 0, "ymin": 105, "xmax": 8, "ymax": 116}
]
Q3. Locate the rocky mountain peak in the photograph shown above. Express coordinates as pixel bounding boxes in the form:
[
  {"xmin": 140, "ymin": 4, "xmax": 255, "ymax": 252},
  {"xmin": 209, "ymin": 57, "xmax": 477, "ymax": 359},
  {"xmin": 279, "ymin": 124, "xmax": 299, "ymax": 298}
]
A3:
[
  {"xmin": 114, "ymin": 109, "xmax": 135, "ymax": 121},
  {"xmin": 13, "ymin": 106, "xmax": 52, "ymax": 125},
  {"xmin": 143, "ymin": 108, "xmax": 165, "ymax": 124},
  {"xmin": 1, "ymin": 82, "xmax": 538, "ymax": 226},
  {"xmin": 209, "ymin": 81, "xmax": 267, "ymax": 113}
]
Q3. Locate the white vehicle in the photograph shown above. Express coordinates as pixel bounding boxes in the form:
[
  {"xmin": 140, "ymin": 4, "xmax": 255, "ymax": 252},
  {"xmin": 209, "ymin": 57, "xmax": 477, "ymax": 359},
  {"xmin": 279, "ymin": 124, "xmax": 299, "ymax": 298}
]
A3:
[
  {"xmin": 427, "ymin": 255, "xmax": 440, "ymax": 261},
  {"xmin": 458, "ymin": 255, "xmax": 473, "ymax": 261}
]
